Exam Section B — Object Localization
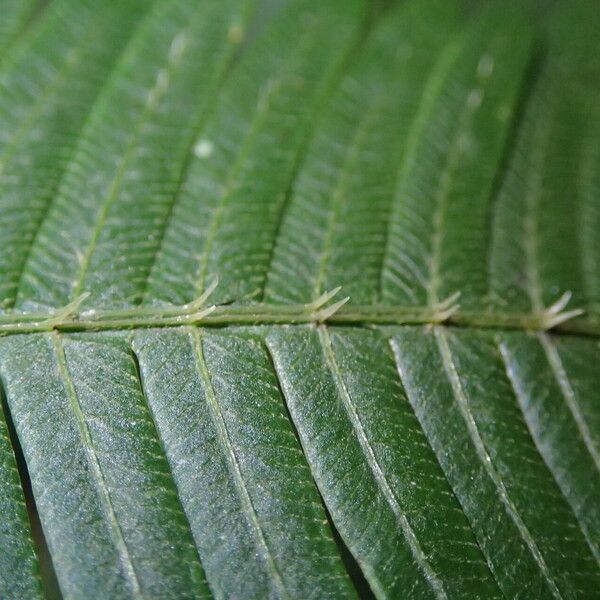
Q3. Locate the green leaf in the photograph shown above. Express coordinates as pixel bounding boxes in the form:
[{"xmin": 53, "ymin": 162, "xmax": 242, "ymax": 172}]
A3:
[
  {"xmin": 379, "ymin": 4, "xmax": 532, "ymax": 309},
  {"xmin": 0, "ymin": 332, "xmax": 210, "ymax": 599},
  {"xmin": 263, "ymin": 0, "xmax": 462, "ymax": 305},
  {"xmin": 391, "ymin": 327, "xmax": 599, "ymax": 598},
  {"xmin": 133, "ymin": 328, "xmax": 357, "ymax": 599},
  {"xmin": 489, "ymin": 0, "xmax": 600, "ymax": 321},
  {"xmin": 0, "ymin": 394, "xmax": 42, "ymax": 599},
  {"xmin": 498, "ymin": 332, "xmax": 600, "ymax": 562},
  {"xmin": 0, "ymin": 0, "xmax": 154, "ymax": 309},
  {"xmin": 143, "ymin": 0, "xmax": 367, "ymax": 307},
  {"xmin": 0, "ymin": 0, "xmax": 599, "ymax": 598},
  {"xmin": 15, "ymin": 0, "xmax": 253, "ymax": 310},
  {"xmin": 267, "ymin": 326, "xmax": 503, "ymax": 598},
  {"xmin": 0, "ymin": 0, "xmax": 39, "ymax": 59}
]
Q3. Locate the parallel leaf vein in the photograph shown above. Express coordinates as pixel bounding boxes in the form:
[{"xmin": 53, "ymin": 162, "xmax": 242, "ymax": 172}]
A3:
[
  {"xmin": 70, "ymin": 26, "xmax": 192, "ymax": 300},
  {"xmin": 50, "ymin": 332, "xmax": 143, "ymax": 600},
  {"xmin": 194, "ymin": 26, "xmax": 320, "ymax": 297},
  {"xmin": 537, "ymin": 332, "xmax": 600, "ymax": 472},
  {"xmin": 434, "ymin": 326, "xmax": 563, "ymax": 599},
  {"xmin": 379, "ymin": 33, "xmax": 465, "ymax": 300},
  {"xmin": 312, "ymin": 100, "xmax": 384, "ymax": 298},
  {"xmin": 189, "ymin": 327, "xmax": 291, "ymax": 599},
  {"xmin": 318, "ymin": 325, "xmax": 448, "ymax": 599}
]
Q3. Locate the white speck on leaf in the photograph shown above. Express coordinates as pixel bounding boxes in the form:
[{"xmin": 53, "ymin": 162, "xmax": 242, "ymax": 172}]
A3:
[
  {"xmin": 477, "ymin": 54, "xmax": 494, "ymax": 78},
  {"xmin": 194, "ymin": 139, "xmax": 214, "ymax": 159},
  {"xmin": 169, "ymin": 32, "xmax": 188, "ymax": 64},
  {"xmin": 468, "ymin": 88, "xmax": 484, "ymax": 110}
]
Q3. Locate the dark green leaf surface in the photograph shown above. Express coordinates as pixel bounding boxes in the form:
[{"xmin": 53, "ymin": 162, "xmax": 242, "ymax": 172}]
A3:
[
  {"xmin": 0, "ymin": 333, "xmax": 210, "ymax": 599},
  {"xmin": 134, "ymin": 328, "xmax": 357, "ymax": 599},
  {"xmin": 0, "ymin": 395, "xmax": 42, "ymax": 599},
  {"xmin": 0, "ymin": 0, "xmax": 153, "ymax": 309},
  {"xmin": 267, "ymin": 327, "xmax": 502, "ymax": 599},
  {"xmin": 391, "ymin": 327, "xmax": 599, "ymax": 598},
  {"xmin": 499, "ymin": 332, "xmax": 600, "ymax": 562},
  {"xmin": 0, "ymin": 0, "xmax": 598, "ymax": 598}
]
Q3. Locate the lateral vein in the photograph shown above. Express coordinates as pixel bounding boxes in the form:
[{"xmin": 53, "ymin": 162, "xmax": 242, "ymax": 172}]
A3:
[
  {"xmin": 70, "ymin": 26, "xmax": 192, "ymax": 299},
  {"xmin": 318, "ymin": 325, "xmax": 448, "ymax": 599},
  {"xmin": 189, "ymin": 327, "xmax": 291, "ymax": 599},
  {"xmin": 537, "ymin": 332, "xmax": 600, "ymax": 472},
  {"xmin": 434, "ymin": 326, "xmax": 563, "ymax": 600},
  {"xmin": 50, "ymin": 332, "xmax": 144, "ymax": 600}
]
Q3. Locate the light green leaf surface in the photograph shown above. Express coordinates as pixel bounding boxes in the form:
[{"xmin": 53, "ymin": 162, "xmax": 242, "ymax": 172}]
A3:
[
  {"xmin": 380, "ymin": 4, "xmax": 532, "ymax": 309},
  {"xmin": 0, "ymin": 0, "xmax": 598, "ymax": 599},
  {"xmin": 264, "ymin": 0, "xmax": 462, "ymax": 305},
  {"xmin": 15, "ymin": 0, "xmax": 252, "ymax": 310},
  {"xmin": 489, "ymin": 0, "xmax": 600, "ymax": 319},
  {"xmin": 0, "ymin": 0, "xmax": 39, "ymax": 59},
  {"xmin": 144, "ymin": 0, "xmax": 369, "ymax": 307}
]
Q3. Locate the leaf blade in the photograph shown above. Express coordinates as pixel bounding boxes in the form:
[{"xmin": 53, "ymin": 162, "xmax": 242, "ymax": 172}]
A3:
[
  {"xmin": 0, "ymin": 395, "xmax": 43, "ymax": 600},
  {"xmin": 134, "ymin": 327, "xmax": 357, "ymax": 599},
  {"xmin": 0, "ymin": 333, "xmax": 211, "ymax": 599},
  {"xmin": 268, "ymin": 326, "xmax": 503, "ymax": 599}
]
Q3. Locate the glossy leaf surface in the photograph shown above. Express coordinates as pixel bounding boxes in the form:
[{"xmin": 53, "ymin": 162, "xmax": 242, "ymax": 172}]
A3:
[{"xmin": 0, "ymin": 1, "xmax": 598, "ymax": 599}]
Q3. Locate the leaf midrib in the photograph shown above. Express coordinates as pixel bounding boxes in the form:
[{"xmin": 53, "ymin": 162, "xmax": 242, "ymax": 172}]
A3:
[{"xmin": 0, "ymin": 300, "xmax": 596, "ymax": 337}]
